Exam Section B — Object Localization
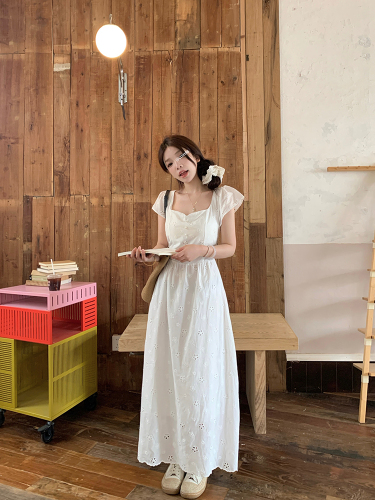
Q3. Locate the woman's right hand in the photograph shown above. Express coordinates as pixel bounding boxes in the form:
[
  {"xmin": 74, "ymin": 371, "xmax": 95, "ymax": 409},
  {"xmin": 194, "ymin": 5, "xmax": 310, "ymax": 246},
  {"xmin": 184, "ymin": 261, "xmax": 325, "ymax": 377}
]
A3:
[{"xmin": 126, "ymin": 246, "xmax": 158, "ymax": 263}]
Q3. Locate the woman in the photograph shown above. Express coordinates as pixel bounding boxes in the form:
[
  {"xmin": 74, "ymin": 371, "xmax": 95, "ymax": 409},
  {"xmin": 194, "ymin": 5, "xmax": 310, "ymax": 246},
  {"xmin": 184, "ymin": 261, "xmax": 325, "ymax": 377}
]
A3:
[{"xmin": 127, "ymin": 135, "xmax": 244, "ymax": 499}]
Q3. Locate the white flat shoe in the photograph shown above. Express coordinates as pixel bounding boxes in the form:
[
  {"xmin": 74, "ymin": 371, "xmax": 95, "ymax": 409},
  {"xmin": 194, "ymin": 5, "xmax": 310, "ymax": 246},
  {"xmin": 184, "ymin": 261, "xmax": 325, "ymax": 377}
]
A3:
[
  {"xmin": 161, "ymin": 463, "xmax": 185, "ymax": 495},
  {"xmin": 180, "ymin": 472, "xmax": 208, "ymax": 499}
]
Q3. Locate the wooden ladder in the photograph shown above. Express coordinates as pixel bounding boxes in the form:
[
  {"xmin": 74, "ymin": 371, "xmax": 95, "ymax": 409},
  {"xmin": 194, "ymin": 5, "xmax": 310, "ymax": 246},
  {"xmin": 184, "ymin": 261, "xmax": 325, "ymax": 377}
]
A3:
[{"xmin": 353, "ymin": 231, "xmax": 375, "ymax": 423}]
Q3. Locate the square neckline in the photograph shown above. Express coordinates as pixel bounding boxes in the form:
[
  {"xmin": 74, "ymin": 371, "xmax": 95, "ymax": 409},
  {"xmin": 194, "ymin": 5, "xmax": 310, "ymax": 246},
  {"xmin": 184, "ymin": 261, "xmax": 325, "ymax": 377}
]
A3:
[{"xmin": 170, "ymin": 189, "xmax": 215, "ymax": 216}]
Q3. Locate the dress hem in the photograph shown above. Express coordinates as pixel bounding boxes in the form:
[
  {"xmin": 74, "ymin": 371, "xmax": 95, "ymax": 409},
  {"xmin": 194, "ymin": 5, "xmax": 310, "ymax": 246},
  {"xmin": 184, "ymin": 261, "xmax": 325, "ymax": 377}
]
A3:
[{"xmin": 137, "ymin": 457, "xmax": 238, "ymax": 477}]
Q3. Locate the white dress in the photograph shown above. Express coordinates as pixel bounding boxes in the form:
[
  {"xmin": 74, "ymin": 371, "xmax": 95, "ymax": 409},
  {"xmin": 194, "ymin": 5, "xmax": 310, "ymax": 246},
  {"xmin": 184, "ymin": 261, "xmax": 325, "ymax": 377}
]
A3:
[{"xmin": 137, "ymin": 185, "xmax": 244, "ymax": 477}]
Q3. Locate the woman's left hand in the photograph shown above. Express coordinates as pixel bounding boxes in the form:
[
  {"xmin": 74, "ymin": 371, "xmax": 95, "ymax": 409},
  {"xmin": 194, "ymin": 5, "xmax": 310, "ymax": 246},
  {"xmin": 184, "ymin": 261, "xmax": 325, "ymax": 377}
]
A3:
[{"xmin": 171, "ymin": 245, "xmax": 204, "ymax": 262}]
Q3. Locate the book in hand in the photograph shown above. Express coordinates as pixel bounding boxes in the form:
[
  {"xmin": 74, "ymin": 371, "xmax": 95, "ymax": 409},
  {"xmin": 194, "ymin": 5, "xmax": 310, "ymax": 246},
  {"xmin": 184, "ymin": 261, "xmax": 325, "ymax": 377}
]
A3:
[{"xmin": 118, "ymin": 248, "xmax": 177, "ymax": 257}]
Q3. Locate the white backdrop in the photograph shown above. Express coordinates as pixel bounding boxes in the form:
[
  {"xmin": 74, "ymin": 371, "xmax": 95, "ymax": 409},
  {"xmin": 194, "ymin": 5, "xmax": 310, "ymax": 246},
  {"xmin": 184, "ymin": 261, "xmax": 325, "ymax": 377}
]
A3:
[
  {"xmin": 280, "ymin": 1, "xmax": 375, "ymax": 359},
  {"xmin": 280, "ymin": 0, "xmax": 375, "ymax": 246}
]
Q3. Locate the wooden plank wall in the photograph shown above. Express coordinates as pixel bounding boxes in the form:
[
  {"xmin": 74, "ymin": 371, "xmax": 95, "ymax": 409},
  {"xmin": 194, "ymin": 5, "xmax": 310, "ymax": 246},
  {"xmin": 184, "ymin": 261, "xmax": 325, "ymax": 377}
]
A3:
[
  {"xmin": 0, "ymin": 0, "xmax": 284, "ymax": 391},
  {"xmin": 241, "ymin": 0, "xmax": 285, "ymax": 391}
]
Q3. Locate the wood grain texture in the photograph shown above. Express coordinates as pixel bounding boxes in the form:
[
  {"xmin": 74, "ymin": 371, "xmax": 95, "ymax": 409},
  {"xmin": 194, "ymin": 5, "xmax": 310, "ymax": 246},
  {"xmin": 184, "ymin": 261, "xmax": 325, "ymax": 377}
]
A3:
[
  {"xmin": 154, "ymin": 0, "xmax": 175, "ymax": 50},
  {"xmin": 3, "ymin": 392, "xmax": 375, "ymax": 499},
  {"xmin": 222, "ymin": 0, "xmax": 240, "ymax": 47},
  {"xmin": 135, "ymin": 0, "xmax": 153, "ymax": 51},
  {"xmin": 113, "ymin": 0, "xmax": 135, "ymax": 53},
  {"xmin": 267, "ymin": 350, "xmax": 286, "ymax": 392},
  {"xmin": 134, "ymin": 53, "xmax": 152, "ymax": 202},
  {"xmin": 53, "ymin": 0, "xmax": 71, "ymax": 54},
  {"xmin": 266, "ymin": 237, "xmax": 284, "ymax": 315},
  {"xmin": 111, "ymin": 0, "xmax": 135, "ymax": 193},
  {"xmin": 24, "ymin": 53, "xmax": 53, "ymax": 196},
  {"xmin": 53, "ymin": 54, "xmax": 70, "ymax": 201},
  {"xmin": 70, "ymin": 195, "xmax": 90, "ymax": 282},
  {"xmin": 263, "ymin": 0, "xmax": 282, "ymax": 238},
  {"xmin": 53, "ymin": 53, "xmax": 70, "ymax": 262},
  {"xmin": 217, "ymin": 49, "xmax": 242, "ymax": 189},
  {"xmin": 0, "ymin": 484, "xmax": 48, "ymax": 499},
  {"xmin": 22, "ymin": 196, "xmax": 32, "ymax": 284},
  {"xmin": 70, "ymin": 49, "xmax": 90, "ymax": 195},
  {"xmin": 31, "ymin": 196, "xmax": 54, "ymax": 269},
  {"xmin": 112, "ymin": 194, "xmax": 134, "ymax": 336},
  {"xmin": 12, "ymin": 457, "xmax": 136, "ymax": 499},
  {"xmin": 243, "ymin": 200, "xmax": 251, "ymax": 313},
  {"xmin": 217, "ymin": 48, "xmax": 245, "ymax": 313},
  {"xmin": 133, "ymin": 203, "xmax": 151, "ymax": 315},
  {"xmin": 0, "ymin": 0, "xmax": 25, "ymax": 54},
  {"xmin": 71, "ymin": 0, "xmax": 91, "ymax": 49},
  {"xmin": 89, "ymin": 54, "xmax": 111, "ymax": 198},
  {"xmin": 54, "ymin": 452, "xmax": 160, "ymax": 491},
  {"xmin": 0, "ymin": 55, "xmax": 24, "ymax": 200},
  {"xmin": 201, "ymin": 0, "xmax": 221, "ymax": 48},
  {"xmin": 119, "ymin": 313, "xmax": 298, "ymax": 353},
  {"xmin": 199, "ymin": 48, "xmax": 218, "ymax": 160},
  {"xmin": 249, "ymin": 223, "xmax": 267, "ymax": 313},
  {"xmin": 246, "ymin": 350, "xmax": 266, "ymax": 434},
  {"xmin": 89, "ymin": 54, "xmax": 111, "ymax": 354},
  {"xmin": 266, "ymin": 286, "xmax": 285, "ymax": 391},
  {"xmin": 0, "ymin": 1, "xmax": 284, "ymax": 391},
  {"xmin": 127, "ymin": 484, "xmax": 228, "ymax": 499},
  {"xmin": 245, "ymin": 0, "xmax": 266, "ymax": 223},
  {"xmin": 28, "ymin": 477, "xmax": 126, "ymax": 500},
  {"xmin": 112, "ymin": 51, "xmax": 134, "ymax": 195},
  {"xmin": 172, "ymin": 50, "xmax": 200, "ymax": 145},
  {"xmin": 54, "ymin": 203, "xmax": 70, "ymax": 262},
  {"xmin": 151, "ymin": 51, "xmax": 173, "ymax": 245},
  {"xmin": 25, "ymin": 0, "xmax": 52, "ymax": 53},
  {"xmin": 151, "ymin": 51, "xmax": 173, "ymax": 182},
  {"xmin": 175, "ymin": 0, "xmax": 201, "ymax": 50},
  {"xmin": 239, "ymin": 0, "xmax": 248, "ymax": 202},
  {"xmin": 92, "ymin": 0, "xmax": 111, "ymax": 53},
  {"xmin": 90, "ymin": 198, "xmax": 111, "ymax": 354},
  {"xmin": 98, "ymin": 352, "xmax": 144, "ymax": 392},
  {"xmin": 0, "ymin": 200, "xmax": 23, "ymax": 288}
]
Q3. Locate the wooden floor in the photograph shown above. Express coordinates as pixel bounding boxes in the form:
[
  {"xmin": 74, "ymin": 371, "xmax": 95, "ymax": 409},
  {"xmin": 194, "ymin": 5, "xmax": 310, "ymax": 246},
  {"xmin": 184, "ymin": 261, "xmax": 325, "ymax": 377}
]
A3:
[{"xmin": 1, "ymin": 391, "xmax": 375, "ymax": 500}]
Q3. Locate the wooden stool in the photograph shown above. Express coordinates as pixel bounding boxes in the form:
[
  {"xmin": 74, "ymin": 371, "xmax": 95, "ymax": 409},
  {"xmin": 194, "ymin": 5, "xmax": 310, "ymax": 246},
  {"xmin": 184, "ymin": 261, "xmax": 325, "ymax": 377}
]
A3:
[{"xmin": 118, "ymin": 313, "xmax": 298, "ymax": 434}]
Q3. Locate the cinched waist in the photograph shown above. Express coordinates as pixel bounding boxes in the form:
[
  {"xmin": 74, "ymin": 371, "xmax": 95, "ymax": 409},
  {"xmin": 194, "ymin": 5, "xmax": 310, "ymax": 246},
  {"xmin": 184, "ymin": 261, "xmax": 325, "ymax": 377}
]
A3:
[{"xmin": 168, "ymin": 257, "xmax": 217, "ymax": 267}]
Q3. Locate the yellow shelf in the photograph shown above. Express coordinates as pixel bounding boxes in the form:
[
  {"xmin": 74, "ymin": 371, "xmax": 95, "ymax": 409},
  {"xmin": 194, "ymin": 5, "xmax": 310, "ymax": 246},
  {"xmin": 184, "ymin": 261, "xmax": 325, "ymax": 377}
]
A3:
[
  {"xmin": 17, "ymin": 383, "xmax": 49, "ymax": 419},
  {"xmin": 0, "ymin": 328, "xmax": 97, "ymax": 421}
]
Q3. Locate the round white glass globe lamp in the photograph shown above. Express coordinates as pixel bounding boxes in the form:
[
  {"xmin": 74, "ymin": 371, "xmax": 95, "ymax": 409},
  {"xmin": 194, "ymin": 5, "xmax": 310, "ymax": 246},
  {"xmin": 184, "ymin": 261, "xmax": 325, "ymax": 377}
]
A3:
[{"xmin": 95, "ymin": 24, "xmax": 127, "ymax": 58}]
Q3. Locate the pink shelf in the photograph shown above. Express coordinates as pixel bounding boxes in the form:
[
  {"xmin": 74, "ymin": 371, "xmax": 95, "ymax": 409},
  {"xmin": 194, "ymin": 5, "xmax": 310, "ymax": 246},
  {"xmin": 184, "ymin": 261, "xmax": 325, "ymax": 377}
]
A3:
[{"xmin": 0, "ymin": 282, "xmax": 97, "ymax": 311}]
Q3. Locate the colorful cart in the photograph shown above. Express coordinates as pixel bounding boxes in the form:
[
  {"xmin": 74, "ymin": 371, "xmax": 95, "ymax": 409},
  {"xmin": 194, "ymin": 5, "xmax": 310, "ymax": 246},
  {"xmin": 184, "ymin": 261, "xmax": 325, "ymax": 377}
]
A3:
[{"xmin": 0, "ymin": 283, "xmax": 97, "ymax": 443}]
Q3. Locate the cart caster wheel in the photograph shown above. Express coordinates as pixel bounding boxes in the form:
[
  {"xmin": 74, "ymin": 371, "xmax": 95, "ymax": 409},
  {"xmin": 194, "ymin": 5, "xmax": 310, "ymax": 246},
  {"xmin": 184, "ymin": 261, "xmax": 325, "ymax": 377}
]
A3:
[
  {"xmin": 84, "ymin": 393, "xmax": 97, "ymax": 411},
  {"xmin": 41, "ymin": 426, "xmax": 54, "ymax": 444},
  {"xmin": 38, "ymin": 422, "xmax": 54, "ymax": 444},
  {"xmin": 0, "ymin": 410, "xmax": 5, "ymax": 427}
]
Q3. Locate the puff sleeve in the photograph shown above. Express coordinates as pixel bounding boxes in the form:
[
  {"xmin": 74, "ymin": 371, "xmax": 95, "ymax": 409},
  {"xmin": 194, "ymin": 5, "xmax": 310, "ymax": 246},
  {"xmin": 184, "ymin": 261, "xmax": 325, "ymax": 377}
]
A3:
[
  {"xmin": 219, "ymin": 185, "xmax": 244, "ymax": 224},
  {"xmin": 152, "ymin": 190, "xmax": 167, "ymax": 218}
]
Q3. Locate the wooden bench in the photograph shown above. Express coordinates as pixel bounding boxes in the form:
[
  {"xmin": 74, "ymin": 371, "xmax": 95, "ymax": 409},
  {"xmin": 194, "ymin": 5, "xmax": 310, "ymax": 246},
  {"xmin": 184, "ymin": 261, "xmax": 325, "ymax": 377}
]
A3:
[{"xmin": 118, "ymin": 313, "xmax": 298, "ymax": 434}]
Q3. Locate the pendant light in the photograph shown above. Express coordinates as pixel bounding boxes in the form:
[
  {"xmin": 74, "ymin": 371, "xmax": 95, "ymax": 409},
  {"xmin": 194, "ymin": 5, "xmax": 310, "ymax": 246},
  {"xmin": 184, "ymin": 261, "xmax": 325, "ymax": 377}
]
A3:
[
  {"xmin": 95, "ymin": 14, "xmax": 127, "ymax": 58},
  {"xmin": 95, "ymin": 15, "xmax": 127, "ymax": 119}
]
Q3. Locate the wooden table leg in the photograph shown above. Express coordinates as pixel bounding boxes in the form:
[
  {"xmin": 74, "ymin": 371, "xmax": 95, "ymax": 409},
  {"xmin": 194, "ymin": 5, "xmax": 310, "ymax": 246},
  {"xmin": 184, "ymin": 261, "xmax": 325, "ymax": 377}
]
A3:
[{"xmin": 246, "ymin": 350, "xmax": 266, "ymax": 434}]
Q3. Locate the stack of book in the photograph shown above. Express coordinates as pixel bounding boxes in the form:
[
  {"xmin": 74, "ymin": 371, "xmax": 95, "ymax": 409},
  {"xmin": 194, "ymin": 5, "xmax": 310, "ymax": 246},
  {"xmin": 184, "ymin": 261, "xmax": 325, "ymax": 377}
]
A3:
[{"xmin": 26, "ymin": 260, "xmax": 79, "ymax": 287}]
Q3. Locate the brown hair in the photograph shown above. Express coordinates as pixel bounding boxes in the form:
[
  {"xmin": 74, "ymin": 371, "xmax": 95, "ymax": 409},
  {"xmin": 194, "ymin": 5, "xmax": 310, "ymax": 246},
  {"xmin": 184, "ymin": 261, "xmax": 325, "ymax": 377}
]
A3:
[{"xmin": 158, "ymin": 135, "xmax": 221, "ymax": 191}]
